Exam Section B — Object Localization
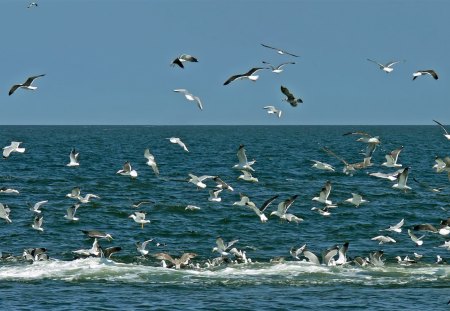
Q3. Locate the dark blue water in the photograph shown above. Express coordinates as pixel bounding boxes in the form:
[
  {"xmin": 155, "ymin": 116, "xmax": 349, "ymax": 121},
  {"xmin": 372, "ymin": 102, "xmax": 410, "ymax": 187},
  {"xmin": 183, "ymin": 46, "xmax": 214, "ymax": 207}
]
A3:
[{"xmin": 0, "ymin": 126, "xmax": 448, "ymax": 310}]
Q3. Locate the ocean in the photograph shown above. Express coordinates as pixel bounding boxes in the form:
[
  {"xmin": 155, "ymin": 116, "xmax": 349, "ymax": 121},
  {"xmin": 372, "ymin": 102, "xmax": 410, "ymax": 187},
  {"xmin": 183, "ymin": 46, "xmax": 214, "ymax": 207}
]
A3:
[{"xmin": 0, "ymin": 125, "xmax": 448, "ymax": 310}]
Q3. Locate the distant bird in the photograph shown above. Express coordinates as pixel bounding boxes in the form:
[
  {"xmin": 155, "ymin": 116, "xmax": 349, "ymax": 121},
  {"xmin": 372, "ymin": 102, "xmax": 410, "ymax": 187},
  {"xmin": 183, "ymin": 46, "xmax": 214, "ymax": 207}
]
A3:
[
  {"xmin": 433, "ymin": 156, "xmax": 450, "ymax": 176},
  {"xmin": 280, "ymin": 86, "xmax": 302, "ymax": 107},
  {"xmin": 311, "ymin": 160, "xmax": 335, "ymax": 172},
  {"xmin": 131, "ymin": 200, "xmax": 154, "ymax": 208},
  {"xmin": 367, "ymin": 59, "xmax": 401, "ymax": 73},
  {"xmin": 212, "ymin": 237, "xmax": 239, "ymax": 256},
  {"xmin": 185, "ymin": 205, "xmax": 201, "ymax": 211},
  {"xmin": 136, "ymin": 239, "xmax": 154, "ymax": 256},
  {"xmin": 129, "ymin": 211, "xmax": 150, "ymax": 229},
  {"xmin": 343, "ymin": 131, "xmax": 381, "ymax": 144},
  {"xmin": 77, "ymin": 193, "xmax": 100, "ymax": 204},
  {"xmin": 28, "ymin": 200, "xmax": 48, "ymax": 214},
  {"xmin": 27, "ymin": 2, "xmax": 38, "ymax": 8},
  {"xmin": 213, "ymin": 176, "xmax": 234, "ymax": 192},
  {"xmin": 31, "ymin": 215, "xmax": 44, "ymax": 231},
  {"xmin": 382, "ymin": 146, "xmax": 403, "ymax": 168},
  {"xmin": 171, "ymin": 54, "xmax": 198, "ymax": 69},
  {"xmin": 117, "ymin": 161, "xmax": 138, "ymax": 178},
  {"xmin": 412, "ymin": 69, "xmax": 438, "ymax": 80},
  {"xmin": 371, "ymin": 235, "xmax": 396, "ymax": 244},
  {"xmin": 271, "ymin": 195, "xmax": 303, "ymax": 223},
  {"xmin": 3, "ymin": 141, "xmax": 25, "ymax": 159},
  {"xmin": 413, "ymin": 223, "xmax": 438, "ymax": 233},
  {"xmin": 393, "ymin": 167, "xmax": 411, "ymax": 191},
  {"xmin": 82, "ymin": 230, "xmax": 113, "ymax": 240},
  {"xmin": 0, "ymin": 203, "xmax": 12, "ymax": 223},
  {"xmin": 246, "ymin": 194, "xmax": 279, "ymax": 223},
  {"xmin": 144, "ymin": 148, "xmax": 159, "ymax": 176},
  {"xmin": 344, "ymin": 193, "xmax": 368, "ymax": 207},
  {"xmin": 433, "ymin": 120, "xmax": 450, "ymax": 140},
  {"xmin": 384, "ymin": 219, "xmax": 404, "ymax": 233},
  {"xmin": 224, "ymin": 67, "xmax": 266, "ymax": 85},
  {"xmin": 167, "ymin": 137, "xmax": 189, "ymax": 152},
  {"xmin": 208, "ymin": 189, "xmax": 223, "ymax": 202},
  {"xmin": 0, "ymin": 187, "xmax": 19, "ymax": 194},
  {"xmin": 66, "ymin": 187, "xmax": 81, "ymax": 199},
  {"xmin": 233, "ymin": 144, "xmax": 256, "ymax": 172},
  {"xmin": 263, "ymin": 105, "xmax": 282, "ymax": 118},
  {"xmin": 64, "ymin": 204, "xmax": 80, "ymax": 221},
  {"xmin": 153, "ymin": 252, "xmax": 197, "ymax": 269},
  {"xmin": 238, "ymin": 170, "xmax": 258, "ymax": 183},
  {"xmin": 407, "ymin": 229, "xmax": 424, "ymax": 246},
  {"xmin": 312, "ymin": 181, "xmax": 332, "ymax": 205},
  {"xmin": 311, "ymin": 206, "xmax": 332, "ymax": 216},
  {"xmin": 67, "ymin": 148, "xmax": 80, "ymax": 166},
  {"xmin": 188, "ymin": 174, "xmax": 214, "ymax": 189},
  {"xmin": 9, "ymin": 74, "xmax": 45, "ymax": 96},
  {"xmin": 173, "ymin": 89, "xmax": 203, "ymax": 110},
  {"xmin": 262, "ymin": 61, "xmax": 296, "ymax": 73},
  {"xmin": 260, "ymin": 44, "xmax": 299, "ymax": 57},
  {"xmin": 233, "ymin": 193, "xmax": 256, "ymax": 207}
]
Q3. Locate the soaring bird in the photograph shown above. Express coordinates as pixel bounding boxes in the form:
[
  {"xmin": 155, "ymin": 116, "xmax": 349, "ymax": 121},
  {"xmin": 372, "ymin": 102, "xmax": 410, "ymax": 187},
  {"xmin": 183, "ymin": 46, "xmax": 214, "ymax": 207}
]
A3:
[
  {"xmin": 171, "ymin": 54, "xmax": 198, "ymax": 68},
  {"xmin": 224, "ymin": 67, "xmax": 266, "ymax": 85},
  {"xmin": 173, "ymin": 89, "xmax": 203, "ymax": 110},
  {"xmin": 382, "ymin": 146, "xmax": 403, "ymax": 168},
  {"xmin": 246, "ymin": 194, "xmax": 279, "ymax": 223},
  {"xmin": 412, "ymin": 69, "xmax": 438, "ymax": 80},
  {"xmin": 136, "ymin": 239, "xmax": 154, "ymax": 256},
  {"xmin": 144, "ymin": 148, "xmax": 159, "ymax": 176},
  {"xmin": 238, "ymin": 170, "xmax": 258, "ymax": 182},
  {"xmin": 270, "ymin": 195, "xmax": 303, "ymax": 223},
  {"xmin": 213, "ymin": 176, "xmax": 234, "ymax": 192},
  {"xmin": 281, "ymin": 86, "xmax": 302, "ymax": 107},
  {"xmin": 367, "ymin": 59, "xmax": 401, "ymax": 73},
  {"xmin": 9, "ymin": 74, "xmax": 45, "ymax": 96},
  {"xmin": 27, "ymin": 2, "xmax": 38, "ymax": 8},
  {"xmin": 67, "ymin": 148, "xmax": 80, "ymax": 167},
  {"xmin": 233, "ymin": 144, "xmax": 256, "ymax": 171},
  {"xmin": 31, "ymin": 215, "xmax": 44, "ymax": 232},
  {"xmin": 0, "ymin": 203, "xmax": 12, "ymax": 223},
  {"xmin": 260, "ymin": 44, "xmax": 299, "ymax": 57},
  {"xmin": 384, "ymin": 219, "xmax": 404, "ymax": 233},
  {"xmin": 392, "ymin": 167, "xmax": 411, "ymax": 191},
  {"xmin": 311, "ymin": 160, "xmax": 335, "ymax": 172},
  {"xmin": 312, "ymin": 181, "xmax": 332, "ymax": 205},
  {"xmin": 3, "ymin": 141, "xmax": 25, "ymax": 159},
  {"xmin": 64, "ymin": 204, "xmax": 80, "ymax": 221},
  {"xmin": 433, "ymin": 120, "xmax": 450, "ymax": 140},
  {"xmin": 81, "ymin": 230, "xmax": 113, "ymax": 240},
  {"xmin": 28, "ymin": 200, "xmax": 48, "ymax": 214},
  {"xmin": 208, "ymin": 189, "xmax": 223, "ymax": 202},
  {"xmin": 262, "ymin": 61, "xmax": 295, "ymax": 73},
  {"xmin": 188, "ymin": 174, "xmax": 214, "ymax": 189},
  {"xmin": 167, "ymin": 137, "xmax": 189, "ymax": 152},
  {"xmin": 263, "ymin": 106, "xmax": 282, "ymax": 118},
  {"xmin": 344, "ymin": 193, "xmax": 368, "ymax": 207},
  {"xmin": 117, "ymin": 161, "xmax": 138, "ymax": 178},
  {"xmin": 371, "ymin": 235, "xmax": 396, "ymax": 244}
]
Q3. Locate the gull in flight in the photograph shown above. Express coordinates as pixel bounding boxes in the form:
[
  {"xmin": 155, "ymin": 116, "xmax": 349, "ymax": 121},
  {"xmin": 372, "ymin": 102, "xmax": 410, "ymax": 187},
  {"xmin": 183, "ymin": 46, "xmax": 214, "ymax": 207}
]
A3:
[
  {"xmin": 208, "ymin": 189, "xmax": 223, "ymax": 202},
  {"xmin": 117, "ymin": 161, "xmax": 138, "ymax": 178},
  {"xmin": 0, "ymin": 203, "xmax": 12, "ymax": 223},
  {"xmin": 64, "ymin": 204, "xmax": 80, "ymax": 221},
  {"xmin": 28, "ymin": 2, "xmax": 38, "ymax": 8},
  {"xmin": 343, "ymin": 131, "xmax": 381, "ymax": 144},
  {"xmin": 382, "ymin": 146, "xmax": 403, "ymax": 168},
  {"xmin": 185, "ymin": 205, "xmax": 201, "ymax": 211},
  {"xmin": 311, "ymin": 206, "xmax": 332, "ymax": 216},
  {"xmin": 213, "ymin": 176, "xmax": 234, "ymax": 192},
  {"xmin": 67, "ymin": 148, "xmax": 80, "ymax": 166},
  {"xmin": 383, "ymin": 219, "xmax": 404, "ymax": 233},
  {"xmin": 433, "ymin": 156, "xmax": 450, "ymax": 177},
  {"xmin": 82, "ymin": 230, "xmax": 113, "ymax": 240},
  {"xmin": 412, "ymin": 177, "xmax": 443, "ymax": 193},
  {"xmin": 153, "ymin": 252, "xmax": 197, "ymax": 269},
  {"xmin": 344, "ymin": 193, "xmax": 368, "ymax": 207},
  {"xmin": 78, "ymin": 193, "xmax": 100, "ymax": 204},
  {"xmin": 407, "ymin": 229, "xmax": 424, "ymax": 246},
  {"xmin": 238, "ymin": 170, "xmax": 258, "ymax": 182},
  {"xmin": 144, "ymin": 148, "xmax": 159, "ymax": 176},
  {"xmin": 173, "ymin": 89, "xmax": 203, "ymax": 110},
  {"xmin": 129, "ymin": 211, "xmax": 150, "ymax": 228},
  {"xmin": 271, "ymin": 195, "xmax": 303, "ymax": 223},
  {"xmin": 188, "ymin": 174, "xmax": 214, "ymax": 189},
  {"xmin": 131, "ymin": 200, "xmax": 154, "ymax": 208},
  {"xmin": 72, "ymin": 238, "xmax": 100, "ymax": 258},
  {"xmin": 369, "ymin": 169, "xmax": 403, "ymax": 181},
  {"xmin": 167, "ymin": 137, "xmax": 189, "ymax": 152},
  {"xmin": 0, "ymin": 187, "xmax": 19, "ymax": 194},
  {"xmin": 28, "ymin": 200, "xmax": 48, "ymax": 214},
  {"xmin": 233, "ymin": 193, "xmax": 256, "ymax": 207},
  {"xmin": 263, "ymin": 106, "xmax": 282, "ymax": 118},
  {"xmin": 136, "ymin": 239, "xmax": 154, "ymax": 256},
  {"xmin": 311, "ymin": 160, "xmax": 335, "ymax": 172},
  {"xmin": 233, "ymin": 144, "xmax": 256, "ymax": 172},
  {"xmin": 392, "ymin": 167, "xmax": 411, "ymax": 191},
  {"xmin": 246, "ymin": 194, "xmax": 279, "ymax": 223},
  {"xmin": 223, "ymin": 67, "xmax": 266, "ymax": 85},
  {"xmin": 262, "ymin": 61, "xmax": 296, "ymax": 73},
  {"xmin": 335, "ymin": 242, "xmax": 349, "ymax": 266},
  {"xmin": 66, "ymin": 187, "xmax": 81, "ymax": 199},
  {"xmin": 433, "ymin": 120, "xmax": 450, "ymax": 140},
  {"xmin": 31, "ymin": 215, "xmax": 44, "ymax": 232},
  {"xmin": 212, "ymin": 237, "xmax": 239, "ymax": 256},
  {"xmin": 171, "ymin": 54, "xmax": 198, "ymax": 69},
  {"xmin": 3, "ymin": 141, "xmax": 25, "ymax": 159},
  {"xmin": 412, "ymin": 69, "xmax": 438, "ymax": 80},
  {"xmin": 281, "ymin": 85, "xmax": 302, "ymax": 107},
  {"xmin": 312, "ymin": 181, "xmax": 332, "ymax": 205},
  {"xmin": 9, "ymin": 74, "xmax": 45, "ymax": 96},
  {"xmin": 367, "ymin": 59, "xmax": 401, "ymax": 73},
  {"xmin": 260, "ymin": 43, "xmax": 299, "ymax": 57},
  {"xmin": 371, "ymin": 235, "xmax": 396, "ymax": 244}
]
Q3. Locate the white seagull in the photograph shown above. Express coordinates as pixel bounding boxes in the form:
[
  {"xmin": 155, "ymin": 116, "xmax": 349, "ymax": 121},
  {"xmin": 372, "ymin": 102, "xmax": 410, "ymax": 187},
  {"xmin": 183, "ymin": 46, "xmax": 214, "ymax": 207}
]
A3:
[
  {"xmin": 77, "ymin": 193, "xmax": 100, "ymax": 204},
  {"xmin": 3, "ymin": 141, "xmax": 25, "ymax": 159},
  {"xmin": 233, "ymin": 144, "xmax": 256, "ymax": 172},
  {"xmin": 246, "ymin": 194, "xmax": 279, "ymax": 223},
  {"xmin": 171, "ymin": 54, "xmax": 198, "ymax": 69},
  {"xmin": 271, "ymin": 195, "xmax": 303, "ymax": 223},
  {"xmin": 117, "ymin": 161, "xmax": 138, "ymax": 178},
  {"xmin": 281, "ymin": 85, "xmax": 302, "ymax": 107},
  {"xmin": 384, "ymin": 219, "xmax": 404, "ymax": 233},
  {"xmin": 173, "ymin": 89, "xmax": 203, "ymax": 110},
  {"xmin": 153, "ymin": 252, "xmax": 197, "ymax": 269},
  {"xmin": 344, "ymin": 193, "xmax": 368, "ymax": 207},
  {"xmin": 144, "ymin": 148, "xmax": 159, "ymax": 176},
  {"xmin": 136, "ymin": 239, "xmax": 154, "ymax": 256},
  {"xmin": 212, "ymin": 237, "xmax": 239, "ymax": 256},
  {"xmin": 66, "ymin": 187, "xmax": 81, "ymax": 199},
  {"xmin": 367, "ymin": 59, "xmax": 401, "ymax": 73},
  {"xmin": 343, "ymin": 131, "xmax": 381, "ymax": 144},
  {"xmin": 0, "ymin": 187, "xmax": 19, "ymax": 194},
  {"xmin": 28, "ymin": 200, "xmax": 48, "ymax": 214},
  {"xmin": 312, "ymin": 181, "xmax": 332, "ymax": 205},
  {"xmin": 382, "ymin": 146, "xmax": 403, "ymax": 168},
  {"xmin": 67, "ymin": 148, "xmax": 80, "ymax": 166},
  {"xmin": 167, "ymin": 137, "xmax": 189, "ymax": 152},
  {"xmin": 188, "ymin": 174, "xmax": 214, "ymax": 189},
  {"xmin": 65, "ymin": 204, "xmax": 80, "ymax": 221},
  {"xmin": 213, "ymin": 176, "xmax": 234, "ymax": 192},
  {"xmin": 238, "ymin": 170, "xmax": 258, "ymax": 183},
  {"xmin": 412, "ymin": 69, "xmax": 438, "ymax": 80},
  {"xmin": 392, "ymin": 167, "xmax": 411, "ymax": 191},
  {"xmin": 260, "ymin": 43, "xmax": 299, "ymax": 57},
  {"xmin": 407, "ymin": 229, "xmax": 424, "ymax": 246},
  {"xmin": 262, "ymin": 61, "xmax": 296, "ymax": 73},
  {"xmin": 371, "ymin": 235, "xmax": 396, "ymax": 244},
  {"xmin": 31, "ymin": 215, "xmax": 44, "ymax": 232},
  {"xmin": 0, "ymin": 203, "xmax": 12, "ymax": 223},
  {"xmin": 223, "ymin": 67, "xmax": 266, "ymax": 85},
  {"xmin": 129, "ymin": 211, "xmax": 150, "ymax": 229},
  {"xmin": 9, "ymin": 74, "xmax": 45, "ymax": 96},
  {"xmin": 263, "ymin": 105, "xmax": 282, "ymax": 118},
  {"xmin": 369, "ymin": 169, "xmax": 403, "ymax": 181},
  {"xmin": 208, "ymin": 189, "xmax": 223, "ymax": 202},
  {"xmin": 433, "ymin": 120, "xmax": 450, "ymax": 140},
  {"xmin": 233, "ymin": 193, "xmax": 256, "ymax": 207},
  {"xmin": 311, "ymin": 160, "xmax": 335, "ymax": 172}
]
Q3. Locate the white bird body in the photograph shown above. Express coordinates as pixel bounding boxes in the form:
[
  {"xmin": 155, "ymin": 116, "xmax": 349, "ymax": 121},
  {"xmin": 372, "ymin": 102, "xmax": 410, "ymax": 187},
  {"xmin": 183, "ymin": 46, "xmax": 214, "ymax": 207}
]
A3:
[
  {"xmin": 136, "ymin": 239, "xmax": 154, "ymax": 256},
  {"xmin": 271, "ymin": 195, "xmax": 302, "ymax": 223},
  {"xmin": 312, "ymin": 181, "xmax": 332, "ymax": 205},
  {"xmin": 367, "ymin": 59, "xmax": 401, "ymax": 73},
  {"xmin": 433, "ymin": 120, "xmax": 450, "ymax": 140},
  {"xmin": 3, "ymin": 142, "xmax": 25, "ymax": 159},
  {"xmin": 188, "ymin": 174, "xmax": 214, "ymax": 189},
  {"xmin": 64, "ymin": 204, "xmax": 80, "ymax": 221},
  {"xmin": 0, "ymin": 187, "xmax": 19, "ymax": 194},
  {"xmin": 237, "ymin": 170, "xmax": 258, "ymax": 182},
  {"xmin": 9, "ymin": 74, "xmax": 45, "ymax": 96},
  {"xmin": 129, "ymin": 211, "xmax": 150, "ymax": 228},
  {"xmin": 311, "ymin": 160, "xmax": 335, "ymax": 172},
  {"xmin": 144, "ymin": 148, "xmax": 159, "ymax": 176},
  {"xmin": 393, "ymin": 167, "xmax": 411, "ymax": 191},
  {"xmin": 262, "ymin": 61, "xmax": 296, "ymax": 73},
  {"xmin": 66, "ymin": 187, "xmax": 81, "ymax": 199},
  {"xmin": 233, "ymin": 194, "xmax": 255, "ymax": 207},
  {"xmin": 173, "ymin": 89, "xmax": 203, "ymax": 110},
  {"xmin": 382, "ymin": 146, "xmax": 403, "ymax": 168},
  {"xmin": 0, "ymin": 203, "xmax": 12, "ymax": 223},
  {"xmin": 263, "ymin": 106, "xmax": 282, "ymax": 118},
  {"xmin": 168, "ymin": 137, "xmax": 189, "ymax": 152},
  {"xmin": 28, "ymin": 200, "xmax": 48, "ymax": 214},
  {"xmin": 246, "ymin": 194, "xmax": 278, "ymax": 223},
  {"xmin": 384, "ymin": 219, "xmax": 404, "ymax": 233},
  {"xmin": 233, "ymin": 145, "xmax": 255, "ymax": 172},
  {"xmin": 117, "ymin": 161, "xmax": 138, "ymax": 178},
  {"xmin": 408, "ymin": 229, "xmax": 424, "ymax": 246},
  {"xmin": 371, "ymin": 235, "xmax": 396, "ymax": 244},
  {"xmin": 345, "ymin": 193, "xmax": 368, "ymax": 207},
  {"xmin": 67, "ymin": 148, "xmax": 80, "ymax": 166},
  {"xmin": 212, "ymin": 237, "xmax": 239, "ymax": 256},
  {"xmin": 78, "ymin": 193, "xmax": 100, "ymax": 204},
  {"xmin": 32, "ymin": 215, "xmax": 44, "ymax": 231},
  {"xmin": 208, "ymin": 189, "xmax": 222, "ymax": 202}
]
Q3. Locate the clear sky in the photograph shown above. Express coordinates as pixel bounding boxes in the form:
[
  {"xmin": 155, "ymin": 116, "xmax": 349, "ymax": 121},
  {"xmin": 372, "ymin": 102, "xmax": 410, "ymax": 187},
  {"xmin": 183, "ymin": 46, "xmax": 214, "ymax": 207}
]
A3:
[{"xmin": 1, "ymin": 0, "xmax": 449, "ymax": 125}]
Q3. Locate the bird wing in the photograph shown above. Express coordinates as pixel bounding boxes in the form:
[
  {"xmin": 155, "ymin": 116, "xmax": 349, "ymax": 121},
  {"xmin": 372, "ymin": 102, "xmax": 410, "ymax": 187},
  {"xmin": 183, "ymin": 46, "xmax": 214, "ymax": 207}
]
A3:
[
  {"xmin": 367, "ymin": 59, "xmax": 384, "ymax": 67},
  {"xmin": 224, "ymin": 73, "xmax": 244, "ymax": 85},
  {"xmin": 23, "ymin": 74, "xmax": 45, "ymax": 86},
  {"xmin": 260, "ymin": 194, "xmax": 279, "ymax": 212},
  {"xmin": 215, "ymin": 237, "xmax": 226, "ymax": 251},
  {"xmin": 425, "ymin": 70, "xmax": 438, "ymax": 79},
  {"xmin": 280, "ymin": 85, "xmax": 294, "ymax": 100},
  {"xmin": 392, "ymin": 218, "xmax": 404, "ymax": 229},
  {"xmin": 276, "ymin": 62, "xmax": 296, "ymax": 69},
  {"xmin": 433, "ymin": 120, "xmax": 449, "ymax": 135},
  {"xmin": 193, "ymin": 96, "xmax": 203, "ymax": 110},
  {"xmin": 283, "ymin": 195, "xmax": 298, "ymax": 212},
  {"xmin": 144, "ymin": 148, "xmax": 154, "ymax": 161},
  {"xmin": 154, "ymin": 252, "xmax": 175, "ymax": 264},
  {"xmin": 141, "ymin": 239, "xmax": 154, "ymax": 249},
  {"xmin": 261, "ymin": 43, "xmax": 279, "ymax": 51},
  {"xmin": 237, "ymin": 145, "xmax": 248, "ymax": 165},
  {"xmin": 321, "ymin": 146, "xmax": 349, "ymax": 165},
  {"xmin": 8, "ymin": 84, "xmax": 21, "ymax": 96},
  {"xmin": 386, "ymin": 61, "xmax": 401, "ymax": 68},
  {"xmin": 171, "ymin": 58, "xmax": 184, "ymax": 68},
  {"xmin": 245, "ymin": 67, "xmax": 265, "ymax": 76}
]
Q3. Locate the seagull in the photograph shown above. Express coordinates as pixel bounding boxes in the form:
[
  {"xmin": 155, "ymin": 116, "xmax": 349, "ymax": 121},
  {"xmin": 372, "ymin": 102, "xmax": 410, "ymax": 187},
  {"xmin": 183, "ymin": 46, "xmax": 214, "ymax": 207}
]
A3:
[
  {"xmin": 82, "ymin": 230, "xmax": 113, "ymax": 240},
  {"xmin": 171, "ymin": 54, "xmax": 198, "ymax": 69},
  {"xmin": 188, "ymin": 173, "xmax": 214, "ymax": 189},
  {"xmin": 208, "ymin": 189, "xmax": 223, "ymax": 202},
  {"xmin": 412, "ymin": 177, "xmax": 443, "ymax": 192},
  {"xmin": 438, "ymin": 240, "xmax": 450, "ymax": 250},
  {"xmin": 412, "ymin": 69, "xmax": 438, "ymax": 80},
  {"xmin": 369, "ymin": 170, "xmax": 403, "ymax": 181},
  {"xmin": 131, "ymin": 200, "xmax": 154, "ymax": 208},
  {"xmin": 263, "ymin": 106, "xmax": 282, "ymax": 118},
  {"xmin": 233, "ymin": 193, "xmax": 256, "ymax": 207},
  {"xmin": 23, "ymin": 248, "xmax": 48, "ymax": 262},
  {"xmin": 246, "ymin": 194, "xmax": 279, "ymax": 223},
  {"xmin": 367, "ymin": 59, "xmax": 401, "ymax": 73},
  {"xmin": 0, "ymin": 203, "xmax": 12, "ymax": 223},
  {"xmin": 144, "ymin": 148, "xmax": 159, "ymax": 176},
  {"xmin": 72, "ymin": 238, "xmax": 100, "ymax": 257},
  {"xmin": 153, "ymin": 252, "xmax": 197, "ymax": 269},
  {"xmin": 413, "ymin": 223, "xmax": 438, "ymax": 233},
  {"xmin": 343, "ymin": 131, "xmax": 381, "ymax": 144},
  {"xmin": 322, "ymin": 245, "xmax": 340, "ymax": 266},
  {"xmin": 344, "ymin": 193, "xmax": 368, "ymax": 207},
  {"xmin": 238, "ymin": 170, "xmax": 258, "ymax": 182},
  {"xmin": 311, "ymin": 206, "xmax": 332, "ymax": 216},
  {"xmin": 9, "ymin": 74, "xmax": 45, "ymax": 96},
  {"xmin": 64, "ymin": 204, "xmax": 80, "ymax": 221},
  {"xmin": 185, "ymin": 205, "xmax": 201, "ymax": 211},
  {"xmin": 382, "ymin": 146, "xmax": 403, "ymax": 168},
  {"xmin": 281, "ymin": 85, "xmax": 302, "ymax": 107},
  {"xmin": 384, "ymin": 219, "xmax": 404, "ymax": 233},
  {"xmin": 136, "ymin": 239, "xmax": 154, "ymax": 256},
  {"xmin": 213, "ymin": 176, "xmax": 234, "ymax": 192},
  {"xmin": 311, "ymin": 160, "xmax": 335, "ymax": 172},
  {"xmin": 77, "ymin": 193, "xmax": 100, "ymax": 204},
  {"xmin": 27, "ymin": 2, "xmax": 38, "ymax": 8},
  {"xmin": 233, "ymin": 144, "xmax": 255, "ymax": 172},
  {"xmin": 335, "ymin": 242, "xmax": 349, "ymax": 265},
  {"xmin": 290, "ymin": 244, "xmax": 306, "ymax": 260},
  {"xmin": 0, "ymin": 187, "xmax": 19, "ymax": 194},
  {"xmin": 271, "ymin": 195, "xmax": 303, "ymax": 223},
  {"xmin": 117, "ymin": 161, "xmax": 138, "ymax": 178},
  {"xmin": 167, "ymin": 137, "xmax": 189, "ymax": 152},
  {"xmin": 433, "ymin": 156, "xmax": 450, "ymax": 176},
  {"xmin": 407, "ymin": 229, "xmax": 424, "ymax": 246},
  {"xmin": 262, "ymin": 61, "xmax": 296, "ymax": 73},
  {"xmin": 433, "ymin": 120, "xmax": 450, "ymax": 140},
  {"xmin": 3, "ymin": 141, "xmax": 25, "ymax": 159},
  {"xmin": 369, "ymin": 250, "xmax": 385, "ymax": 267},
  {"xmin": 312, "ymin": 181, "xmax": 332, "ymax": 205},
  {"xmin": 212, "ymin": 237, "xmax": 239, "ymax": 256},
  {"xmin": 395, "ymin": 256, "xmax": 416, "ymax": 266},
  {"xmin": 28, "ymin": 200, "xmax": 48, "ymax": 214},
  {"xmin": 371, "ymin": 235, "xmax": 396, "ymax": 244},
  {"xmin": 223, "ymin": 67, "xmax": 266, "ymax": 85},
  {"xmin": 129, "ymin": 211, "xmax": 150, "ymax": 229},
  {"xmin": 173, "ymin": 89, "xmax": 203, "ymax": 110},
  {"xmin": 31, "ymin": 215, "xmax": 44, "ymax": 231},
  {"xmin": 392, "ymin": 167, "xmax": 411, "ymax": 191},
  {"xmin": 260, "ymin": 43, "xmax": 299, "ymax": 57},
  {"xmin": 66, "ymin": 187, "xmax": 81, "ymax": 199},
  {"xmin": 296, "ymin": 244, "xmax": 320, "ymax": 265},
  {"xmin": 67, "ymin": 148, "xmax": 80, "ymax": 167}
]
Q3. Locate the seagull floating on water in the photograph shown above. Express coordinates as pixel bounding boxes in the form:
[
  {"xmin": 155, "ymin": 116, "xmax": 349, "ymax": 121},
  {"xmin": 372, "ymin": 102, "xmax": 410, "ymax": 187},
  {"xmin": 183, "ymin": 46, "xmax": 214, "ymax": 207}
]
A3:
[
  {"xmin": 173, "ymin": 89, "xmax": 203, "ymax": 110},
  {"xmin": 281, "ymin": 85, "xmax": 302, "ymax": 107},
  {"xmin": 171, "ymin": 54, "xmax": 198, "ymax": 69},
  {"xmin": 263, "ymin": 106, "xmax": 282, "ymax": 118},
  {"xmin": 117, "ymin": 161, "xmax": 138, "ymax": 178},
  {"xmin": 412, "ymin": 69, "xmax": 438, "ymax": 80},
  {"xmin": 167, "ymin": 137, "xmax": 189, "ymax": 152},
  {"xmin": 223, "ymin": 67, "xmax": 266, "ymax": 85},
  {"xmin": 129, "ymin": 211, "xmax": 150, "ymax": 229},
  {"xmin": 3, "ymin": 142, "xmax": 25, "ymax": 159},
  {"xmin": 433, "ymin": 120, "xmax": 450, "ymax": 140},
  {"xmin": 67, "ymin": 148, "xmax": 80, "ymax": 167},
  {"xmin": 9, "ymin": 74, "xmax": 45, "ymax": 96},
  {"xmin": 260, "ymin": 44, "xmax": 299, "ymax": 57},
  {"xmin": 367, "ymin": 59, "xmax": 401, "ymax": 73}
]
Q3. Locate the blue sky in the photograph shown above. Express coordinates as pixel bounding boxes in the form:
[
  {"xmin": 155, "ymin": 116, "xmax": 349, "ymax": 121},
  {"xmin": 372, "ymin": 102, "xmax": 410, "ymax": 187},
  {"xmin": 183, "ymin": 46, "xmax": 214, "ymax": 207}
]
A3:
[{"xmin": 1, "ymin": 0, "xmax": 449, "ymax": 125}]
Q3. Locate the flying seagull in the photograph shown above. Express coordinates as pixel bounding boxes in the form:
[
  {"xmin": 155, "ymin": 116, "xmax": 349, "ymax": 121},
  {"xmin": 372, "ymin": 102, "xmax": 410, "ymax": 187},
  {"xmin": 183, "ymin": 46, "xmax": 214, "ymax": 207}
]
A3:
[
  {"xmin": 382, "ymin": 146, "xmax": 403, "ymax": 168},
  {"xmin": 9, "ymin": 74, "xmax": 45, "ymax": 96},
  {"xmin": 311, "ymin": 160, "xmax": 335, "ymax": 172},
  {"xmin": 384, "ymin": 219, "xmax": 404, "ymax": 233},
  {"xmin": 173, "ymin": 89, "xmax": 203, "ymax": 110},
  {"xmin": 246, "ymin": 194, "xmax": 279, "ymax": 223},
  {"xmin": 131, "ymin": 200, "xmax": 154, "ymax": 208},
  {"xmin": 3, "ymin": 141, "xmax": 25, "ymax": 159},
  {"xmin": 393, "ymin": 167, "xmax": 411, "ymax": 191},
  {"xmin": 154, "ymin": 252, "xmax": 197, "ymax": 269},
  {"xmin": 407, "ymin": 229, "xmax": 424, "ymax": 246},
  {"xmin": 144, "ymin": 148, "xmax": 159, "ymax": 176},
  {"xmin": 367, "ymin": 59, "xmax": 401, "ymax": 73},
  {"xmin": 262, "ymin": 61, "xmax": 295, "ymax": 73},
  {"xmin": 0, "ymin": 187, "xmax": 19, "ymax": 194},
  {"xmin": 343, "ymin": 131, "xmax": 381, "ymax": 144},
  {"xmin": 260, "ymin": 44, "xmax": 299, "ymax": 57},
  {"xmin": 31, "ymin": 215, "xmax": 44, "ymax": 232},
  {"xmin": 281, "ymin": 86, "xmax": 302, "ymax": 107},
  {"xmin": 67, "ymin": 148, "xmax": 80, "ymax": 167},
  {"xmin": 208, "ymin": 189, "xmax": 223, "ymax": 202},
  {"xmin": 412, "ymin": 69, "xmax": 438, "ymax": 80},
  {"xmin": 263, "ymin": 106, "xmax": 282, "ymax": 118},
  {"xmin": 27, "ymin": 2, "xmax": 38, "ymax": 8},
  {"xmin": 129, "ymin": 211, "xmax": 150, "ymax": 228},
  {"xmin": 0, "ymin": 203, "xmax": 12, "ymax": 223},
  {"xmin": 344, "ymin": 193, "xmax": 368, "ymax": 207},
  {"xmin": 117, "ymin": 161, "xmax": 138, "ymax": 178},
  {"xmin": 28, "ymin": 200, "xmax": 48, "ymax": 214},
  {"xmin": 238, "ymin": 170, "xmax": 258, "ymax": 182},
  {"xmin": 233, "ymin": 144, "xmax": 256, "ymax": 172},
  {"xmin": 223, "ymin": 67, "xmax": 266, "ymax": 85},
  {"xmin": 81, "ymin": 230, "xmax": 113, "ymax": 240},
  {"xmin": 136, "ymin": 239, "xmax": 154, "ymax": 256},
  {"xmin": 213, "ymin": 176, "xmax": 234, "ymax": 192},
  {"xmin": 271, "ymin": 195, "xmax": 303, "ymax": 223},
  {"xmin": 371, "ymin": 235, "xmax": 396, "ymax": 244},
  {"xmin": 188, "ymin": 174, "xmax": 214, "ymax": 189},
  {"xmin": 167, "ymin": 137, "xmax": 189, "ymax": 152},
  {"xmin": 433, "ymin": 120, "xmax": 450, "ymax": 140},
  {"xmin": 64, "ymin": 204, "xmax": 80, "ymax": 221},
  {"xmin": 212, "ymin": 237, "xmax": 239, "ymax": 256},
  {"xmin": 312, "ymin": 181, "xmax": 332, "ymax": 205},
  {"xmin": 171, "ymin": 54, "xmax": 198, "ymax": 69}
]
